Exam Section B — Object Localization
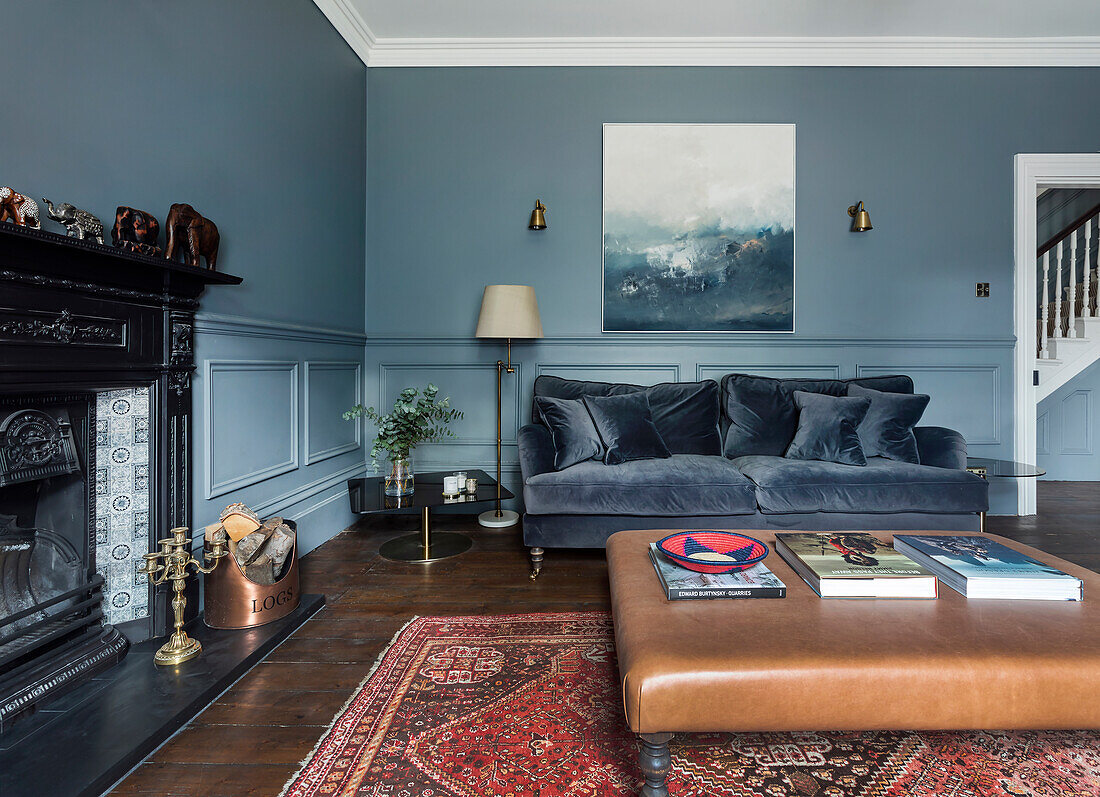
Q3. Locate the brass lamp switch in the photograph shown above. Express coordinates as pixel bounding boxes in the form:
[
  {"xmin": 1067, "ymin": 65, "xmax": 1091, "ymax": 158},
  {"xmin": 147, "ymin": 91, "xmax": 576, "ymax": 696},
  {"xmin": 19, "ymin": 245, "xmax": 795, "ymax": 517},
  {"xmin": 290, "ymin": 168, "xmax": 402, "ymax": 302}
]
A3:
[{"xmin": 976, "ymin": 283, "xmax": 990, "ymax": 298}]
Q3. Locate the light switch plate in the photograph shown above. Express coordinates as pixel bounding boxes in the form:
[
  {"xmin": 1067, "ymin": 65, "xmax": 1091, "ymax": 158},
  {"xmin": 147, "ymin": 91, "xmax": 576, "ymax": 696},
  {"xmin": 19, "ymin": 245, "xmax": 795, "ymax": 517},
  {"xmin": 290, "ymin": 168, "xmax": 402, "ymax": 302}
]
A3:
[{"xmin": 976, "ymin": 282, "xmax": 990, "ymax": 298}]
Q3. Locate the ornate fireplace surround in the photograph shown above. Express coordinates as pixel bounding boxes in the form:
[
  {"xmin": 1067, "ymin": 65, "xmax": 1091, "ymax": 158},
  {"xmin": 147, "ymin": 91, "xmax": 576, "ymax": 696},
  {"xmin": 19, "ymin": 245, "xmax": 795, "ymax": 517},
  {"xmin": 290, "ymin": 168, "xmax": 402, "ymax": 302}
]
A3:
[{"xmin": 0, "ymin": 223, "xmax": 240, "ymax": 730}]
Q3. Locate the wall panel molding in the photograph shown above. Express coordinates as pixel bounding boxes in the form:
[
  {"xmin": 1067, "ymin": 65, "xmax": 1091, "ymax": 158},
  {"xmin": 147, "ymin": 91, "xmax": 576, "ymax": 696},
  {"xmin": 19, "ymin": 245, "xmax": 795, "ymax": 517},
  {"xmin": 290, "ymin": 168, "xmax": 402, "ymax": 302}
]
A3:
[
  {"xmin": 857, "ymin": 364, "xmax": 1000, "ymax": 446},
  {"xmin": 304, "ymin": 360, "xmax": 363, "ymax": 465},
  {"xmin": 535, "ymin": 363, "xmax": 681, "ymax": 383},
  {"xmin": 696, "ymin": 363, "xmax": 841, "ymax": 381},
  {"xmin": 195, "ymin": 312, "xmax": 366, "ymax": 346},
  {"xmin": 1036, "ymin": 411, "xmax": 1049, "ymax": 456},
  {"xmin": 1060, "ymin": 390, "xmax": 1092, "ymax": 455},
  {"xmin": 204, "ymin": 360, "xmax": 300, "ymax": 498},
  {"xmin": 379, "ymin": 362, "xmax": 522, "ymax": 446},
  {"xmin": 367, "ymin": 334, "xmax": 1014, "ymax": 349}
]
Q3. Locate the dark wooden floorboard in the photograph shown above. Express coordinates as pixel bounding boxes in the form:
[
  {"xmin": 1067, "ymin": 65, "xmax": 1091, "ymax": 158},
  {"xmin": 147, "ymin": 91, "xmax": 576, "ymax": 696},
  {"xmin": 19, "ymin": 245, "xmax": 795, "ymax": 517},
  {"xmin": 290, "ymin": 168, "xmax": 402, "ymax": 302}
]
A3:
[{"xmin": 110, "ymin": 481, "xmax": 1098, "ymax": 796}]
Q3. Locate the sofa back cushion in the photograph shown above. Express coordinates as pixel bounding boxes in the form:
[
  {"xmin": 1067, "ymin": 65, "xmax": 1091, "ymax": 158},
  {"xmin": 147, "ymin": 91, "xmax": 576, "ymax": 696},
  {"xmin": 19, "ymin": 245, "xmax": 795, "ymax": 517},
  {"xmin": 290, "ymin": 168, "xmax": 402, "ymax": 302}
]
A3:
[
  {"xmin": 721, "ymin": 373, "xmax": 913, "ymax": 458},
  {"xmin": 532, "ymin": 375, "xmax": 721, "ymax": 455},
  {"xmin": 533, "ymin": 396, "xmax": 604, "ymax": 470}
]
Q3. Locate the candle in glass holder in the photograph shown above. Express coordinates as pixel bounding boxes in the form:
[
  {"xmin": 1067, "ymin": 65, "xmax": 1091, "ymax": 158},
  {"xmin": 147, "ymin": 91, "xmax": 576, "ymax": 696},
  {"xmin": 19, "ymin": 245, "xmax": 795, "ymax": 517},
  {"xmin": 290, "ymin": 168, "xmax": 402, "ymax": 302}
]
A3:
[
  {"xmin": 454, "ymin": 471, "xmax": 468, "ymax": 491},
  {"xmin": 443, "ymin": 475, "xmax": 460, "ymax": 495},
  {"xmin": 465, "ymin": 477, "xmax": 478, "ymax": 494}
]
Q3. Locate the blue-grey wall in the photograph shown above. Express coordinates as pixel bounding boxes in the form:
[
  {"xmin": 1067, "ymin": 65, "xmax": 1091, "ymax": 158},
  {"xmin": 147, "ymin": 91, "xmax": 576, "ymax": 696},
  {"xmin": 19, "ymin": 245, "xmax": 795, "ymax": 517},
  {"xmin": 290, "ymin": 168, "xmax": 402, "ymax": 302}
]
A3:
[
  {"xmin": 3, "ymin": 1, "xmax": 368, "ymax": 553},
  {"xmin": 366, "ymin": 67, "xmax": 1100, "ymax": 515},
  {"xmin": 1038, "ymin": 359, "xmax": 1100, "ymax": 481}
]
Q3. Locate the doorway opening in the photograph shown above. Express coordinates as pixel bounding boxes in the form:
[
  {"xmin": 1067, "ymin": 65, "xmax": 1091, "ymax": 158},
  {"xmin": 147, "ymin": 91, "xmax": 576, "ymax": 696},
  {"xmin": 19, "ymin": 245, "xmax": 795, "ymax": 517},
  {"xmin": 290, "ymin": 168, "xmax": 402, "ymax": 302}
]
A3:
[{"xmin": 1013, "ymin": 155, "xmax": 1100, "ymax": 514}]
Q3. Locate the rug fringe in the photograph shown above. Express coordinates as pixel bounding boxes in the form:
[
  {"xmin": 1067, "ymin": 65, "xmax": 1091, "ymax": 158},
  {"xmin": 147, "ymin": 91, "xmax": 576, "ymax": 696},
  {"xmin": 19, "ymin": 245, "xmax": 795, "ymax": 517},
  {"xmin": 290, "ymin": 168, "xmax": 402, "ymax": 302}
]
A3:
[{"xmin": 277, "ymin": 614, "xmax": 422, "ymax": 797}]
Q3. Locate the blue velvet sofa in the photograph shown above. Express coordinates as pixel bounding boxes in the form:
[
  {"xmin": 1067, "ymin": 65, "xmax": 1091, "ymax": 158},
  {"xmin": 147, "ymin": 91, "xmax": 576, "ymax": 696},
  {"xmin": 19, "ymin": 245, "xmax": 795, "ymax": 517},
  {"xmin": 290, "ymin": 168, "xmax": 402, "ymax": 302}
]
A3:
[{"xmin": 518, "ymin": 374, "xmax": 988, "ymax": 577}]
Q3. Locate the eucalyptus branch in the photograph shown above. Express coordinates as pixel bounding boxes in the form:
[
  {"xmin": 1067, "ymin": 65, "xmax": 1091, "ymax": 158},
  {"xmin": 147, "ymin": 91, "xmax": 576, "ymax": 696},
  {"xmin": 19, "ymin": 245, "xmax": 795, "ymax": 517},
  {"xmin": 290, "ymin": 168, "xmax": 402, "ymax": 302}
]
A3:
[{"xmin": 344, "ymin": 383, "xmax": 463, "ymax": 470}]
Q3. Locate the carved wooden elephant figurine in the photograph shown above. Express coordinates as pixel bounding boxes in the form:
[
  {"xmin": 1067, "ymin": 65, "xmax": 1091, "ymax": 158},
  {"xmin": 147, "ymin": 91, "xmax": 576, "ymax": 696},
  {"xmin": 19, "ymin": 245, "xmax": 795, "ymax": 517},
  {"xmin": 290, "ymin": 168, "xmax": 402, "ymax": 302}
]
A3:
[
  {"xmin": 111, "ymin": 206, "xmax": 161, "ymax": 256},
  {"xmin": 164, "ymin": 203, "xmax": 219, "ymax": 270},
  {"xmin": 0, "ymin": 187, "xmax": 40, "ymax": 228}
]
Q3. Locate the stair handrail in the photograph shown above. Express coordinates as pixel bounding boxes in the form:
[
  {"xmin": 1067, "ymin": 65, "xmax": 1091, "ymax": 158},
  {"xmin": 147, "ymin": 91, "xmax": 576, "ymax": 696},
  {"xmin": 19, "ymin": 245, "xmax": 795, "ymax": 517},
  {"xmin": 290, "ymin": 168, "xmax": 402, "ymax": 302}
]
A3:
[{"xmin": 1038, "ymin": 200, "xmax": 1100, "ymax": 257}]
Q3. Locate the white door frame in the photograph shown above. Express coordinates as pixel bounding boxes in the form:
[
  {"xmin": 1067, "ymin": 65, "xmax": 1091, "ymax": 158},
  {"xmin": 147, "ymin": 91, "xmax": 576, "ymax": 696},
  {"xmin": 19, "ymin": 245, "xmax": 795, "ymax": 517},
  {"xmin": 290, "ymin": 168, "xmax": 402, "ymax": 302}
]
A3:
[{"xmin": 1013, "ymin": 154, "xmax": 1100, "ymax": 515}]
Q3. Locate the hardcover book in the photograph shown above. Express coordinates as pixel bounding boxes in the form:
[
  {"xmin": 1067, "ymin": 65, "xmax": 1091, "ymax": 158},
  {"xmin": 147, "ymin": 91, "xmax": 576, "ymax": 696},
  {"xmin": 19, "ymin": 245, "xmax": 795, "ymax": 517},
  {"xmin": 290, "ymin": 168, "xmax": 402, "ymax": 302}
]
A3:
[
  {"xmin": 774, "ymin": 532, "xmax": 937, "ymax": 599},
  {"xmin": 893, "ymin": 535, "xmax": 1082, "ymax": 601},
  {"xmin": 648, "ymin": 544, "xmax": 786, "ymax": 600}
]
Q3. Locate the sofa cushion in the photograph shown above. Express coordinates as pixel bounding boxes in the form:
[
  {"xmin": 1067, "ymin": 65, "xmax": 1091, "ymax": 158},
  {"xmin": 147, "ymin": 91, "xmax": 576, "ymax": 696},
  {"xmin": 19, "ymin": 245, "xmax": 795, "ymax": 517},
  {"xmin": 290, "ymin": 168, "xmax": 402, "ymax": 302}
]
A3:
[
  {"xmin": 722, "ymin": 373, "xmax": 914, "ymax": 458},
  {"xmin": 731, "ymin": 455, "xmax": 988, "ymax": 515},
  {"xmin": 848, "ymin": 384, "xmax": 931, "ymax": 464},
  {"xmin": 523, "ymin": 454, "xmax": 757, "ymax": 516},
  {"xmin": 533, "ymin": 396, "xmax": 603, "ymax": 470},
  {"xmin": 532, "ymin": 375, "xmax": 721, "ymax": 455},
  {"xmin": 785, "ymin": 391, "xmax": 871, "ymax": 466},
  {"xmin": 582, "ymin": 392, "xmax": 671, "ymax": 465}
]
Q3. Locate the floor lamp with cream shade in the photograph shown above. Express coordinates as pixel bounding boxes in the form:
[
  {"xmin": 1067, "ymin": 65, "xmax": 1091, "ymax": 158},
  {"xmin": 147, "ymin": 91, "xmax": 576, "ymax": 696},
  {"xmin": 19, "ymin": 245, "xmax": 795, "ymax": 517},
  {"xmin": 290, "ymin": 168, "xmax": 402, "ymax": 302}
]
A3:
[{"xmin": 475, "ymin": 285, "xmax": 542, "ymax": 528}]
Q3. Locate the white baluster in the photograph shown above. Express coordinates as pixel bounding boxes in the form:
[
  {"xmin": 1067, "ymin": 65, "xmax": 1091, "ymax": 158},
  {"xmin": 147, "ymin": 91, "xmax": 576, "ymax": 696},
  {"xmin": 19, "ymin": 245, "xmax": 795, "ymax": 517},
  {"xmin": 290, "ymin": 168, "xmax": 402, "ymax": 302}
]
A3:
[
  {"xmin": 1069, "ymin": 228, "xmax": 1078, "ymax": 337},
  {"xmin": 1085, "ymin": 218, "xmax": 1093, "ymax": 320},
  {"xmin": 1041, "ymin": 251, "xmax": 1050, "ymax": 358},
  {"xmin": 1055, "ymin": 240, "xmax": 1064, "ymax": 338},
  {"xmin": 1086, "ymin": 214, "xmax": 1095, "ymax": 320}
]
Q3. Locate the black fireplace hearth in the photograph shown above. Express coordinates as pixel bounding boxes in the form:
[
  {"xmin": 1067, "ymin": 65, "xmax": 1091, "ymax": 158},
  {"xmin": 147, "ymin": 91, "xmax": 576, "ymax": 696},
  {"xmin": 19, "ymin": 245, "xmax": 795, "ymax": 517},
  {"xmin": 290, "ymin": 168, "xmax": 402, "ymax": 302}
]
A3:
[{"xmin": 0, "ymin": 223, "xmax": 240, "ymax": 731}]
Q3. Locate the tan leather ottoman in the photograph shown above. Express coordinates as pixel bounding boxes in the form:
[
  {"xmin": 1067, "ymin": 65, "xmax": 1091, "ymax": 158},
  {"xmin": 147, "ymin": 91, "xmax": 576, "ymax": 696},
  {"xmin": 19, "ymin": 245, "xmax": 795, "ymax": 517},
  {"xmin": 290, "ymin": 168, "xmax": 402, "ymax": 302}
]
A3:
[{"xmin": 607, "ymin": 529, "xmax": 1100, "ymax": 796}]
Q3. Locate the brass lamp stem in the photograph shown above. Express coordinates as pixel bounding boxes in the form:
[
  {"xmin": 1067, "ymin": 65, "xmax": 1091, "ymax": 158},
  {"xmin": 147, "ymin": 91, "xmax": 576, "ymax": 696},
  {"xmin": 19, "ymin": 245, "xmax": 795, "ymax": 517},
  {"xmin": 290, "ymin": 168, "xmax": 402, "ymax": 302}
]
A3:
[{"xmin": 495, "ymin": 338, "xmax": 514, "ymax": 517}]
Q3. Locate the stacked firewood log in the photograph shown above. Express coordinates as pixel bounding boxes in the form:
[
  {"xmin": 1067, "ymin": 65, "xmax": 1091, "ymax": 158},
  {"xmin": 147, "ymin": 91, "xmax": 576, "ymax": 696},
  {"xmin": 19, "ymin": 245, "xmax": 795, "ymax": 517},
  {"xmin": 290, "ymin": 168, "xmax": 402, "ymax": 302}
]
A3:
[{"xmin": 204, "ymin": 503, "xmax": 295, "ymax": 585}]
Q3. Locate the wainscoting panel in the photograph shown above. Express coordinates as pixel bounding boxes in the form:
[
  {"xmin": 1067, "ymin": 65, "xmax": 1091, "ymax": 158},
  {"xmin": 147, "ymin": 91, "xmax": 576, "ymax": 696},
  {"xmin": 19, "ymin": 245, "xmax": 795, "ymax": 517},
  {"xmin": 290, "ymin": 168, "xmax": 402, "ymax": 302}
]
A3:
[
  {"xmin": 193, "ymin": 315, "xmax": 366, "ymax": 555},
  {"xmin": 204, "ymin": 360, "xmax": 300, "ymax": 498},
  {"xmin": 535, "ymin": 363, "xmax": 681, "ymax": 385},
  {"xmin": 379, "ymin": 363, "xmax": 520, "ymax": 446},
  {"xmin": 696, "ymin": 364, "xmax": 841, "ymax": 382},
  {"xmin": 365, "ymin": 335, "xmax": 1017, "ymax": 512},
  {"xmin": 1036, "ymin": 412, "xmax": 1049, "ymax": 456},
  {"xmin": 305, "ymin": 361, "xmax": 362, "ymax": 465},
  {"xmin": 1060, "ymin": 390, "xmax": 1092, "ymax": 455},
  {"xmin": 857, "ymin": 364, "xmax": 1001, "ymax": 447}
]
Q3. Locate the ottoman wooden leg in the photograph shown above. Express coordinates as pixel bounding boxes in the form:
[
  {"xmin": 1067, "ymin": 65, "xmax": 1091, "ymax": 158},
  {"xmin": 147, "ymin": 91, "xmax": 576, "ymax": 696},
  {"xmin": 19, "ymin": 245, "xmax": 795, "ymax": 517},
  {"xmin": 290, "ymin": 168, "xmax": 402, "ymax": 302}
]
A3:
[{"xmin": 638, "ymin": 732, "xmax": 673, "ymax": 797}]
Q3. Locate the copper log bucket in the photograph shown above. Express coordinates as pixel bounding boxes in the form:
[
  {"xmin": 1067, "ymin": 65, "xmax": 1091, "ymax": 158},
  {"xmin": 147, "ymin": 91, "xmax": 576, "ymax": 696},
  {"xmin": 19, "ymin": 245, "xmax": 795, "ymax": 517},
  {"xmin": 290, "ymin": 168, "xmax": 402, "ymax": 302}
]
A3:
[{"xmin": 203, "ymin": 520, "xmax": 301, "ymax": 629}]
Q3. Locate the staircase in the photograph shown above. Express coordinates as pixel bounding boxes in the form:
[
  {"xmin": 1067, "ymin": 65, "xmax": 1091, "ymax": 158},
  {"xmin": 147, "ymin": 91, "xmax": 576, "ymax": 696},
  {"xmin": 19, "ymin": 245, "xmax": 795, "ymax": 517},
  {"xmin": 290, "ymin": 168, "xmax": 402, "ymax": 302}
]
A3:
[{"xmin": 1036, "ymin": 204, "xmax": 1100, "ymax": 402}]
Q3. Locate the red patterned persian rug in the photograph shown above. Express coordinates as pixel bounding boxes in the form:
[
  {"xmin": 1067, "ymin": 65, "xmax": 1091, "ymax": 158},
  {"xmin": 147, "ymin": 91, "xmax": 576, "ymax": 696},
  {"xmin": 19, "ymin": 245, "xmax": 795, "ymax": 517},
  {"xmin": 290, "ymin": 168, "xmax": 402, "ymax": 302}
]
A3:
[{"xmin": 280, "ymin": 612, "xmax": 1100, "ymax": 797}]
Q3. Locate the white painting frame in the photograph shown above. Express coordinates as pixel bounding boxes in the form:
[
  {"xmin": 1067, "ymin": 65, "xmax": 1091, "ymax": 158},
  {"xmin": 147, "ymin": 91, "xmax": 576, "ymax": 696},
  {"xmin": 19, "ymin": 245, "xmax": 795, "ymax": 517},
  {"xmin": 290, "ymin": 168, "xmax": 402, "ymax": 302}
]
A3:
[{"xmin": 602, "ymin": 123, "xmax": 796, "ymax": 333}]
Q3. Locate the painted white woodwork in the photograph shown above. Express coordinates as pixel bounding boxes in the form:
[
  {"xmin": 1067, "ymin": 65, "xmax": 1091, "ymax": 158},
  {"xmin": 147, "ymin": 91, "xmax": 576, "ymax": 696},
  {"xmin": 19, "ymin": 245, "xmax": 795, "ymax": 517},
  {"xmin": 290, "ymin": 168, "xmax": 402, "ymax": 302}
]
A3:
[
  {"xmin": 1017, "ymin": 153, "xmax": 1100, "ymax": 515},
  {"xmin": 1069, "ymin": 228, "xmax": 1079, "ymax": 337},
  {"xmin": 1041, "ymin": 251, "xmax": 1051, "ymax": 359},
  {"xmin": 1085, "ymin": 218, "xmax": 1094, "ymax": 323},
  {"xmin": 1055, "ymin": 241, "xmax": 1065, "ymax": 339}
]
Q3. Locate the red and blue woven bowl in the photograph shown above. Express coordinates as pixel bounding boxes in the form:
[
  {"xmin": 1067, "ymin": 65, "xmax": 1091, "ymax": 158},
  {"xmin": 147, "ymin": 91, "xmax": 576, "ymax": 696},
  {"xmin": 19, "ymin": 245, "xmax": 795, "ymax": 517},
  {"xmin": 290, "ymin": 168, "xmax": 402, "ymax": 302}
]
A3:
[{"xmin": 656, "ymin": 531, "xmax": 769, "ymax": 574}]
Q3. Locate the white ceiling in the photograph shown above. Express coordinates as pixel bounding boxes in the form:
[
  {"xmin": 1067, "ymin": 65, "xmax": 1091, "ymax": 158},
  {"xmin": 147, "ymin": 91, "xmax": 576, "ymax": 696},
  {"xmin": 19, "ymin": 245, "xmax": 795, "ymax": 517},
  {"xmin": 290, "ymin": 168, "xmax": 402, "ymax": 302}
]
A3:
[
  {"xmin": 354, "ymin": 0, "xmax": 1099, "ymax": 39},
  {"xmin": 311, "ymin": 0, "xmax": 1100, "ymax": 66}
]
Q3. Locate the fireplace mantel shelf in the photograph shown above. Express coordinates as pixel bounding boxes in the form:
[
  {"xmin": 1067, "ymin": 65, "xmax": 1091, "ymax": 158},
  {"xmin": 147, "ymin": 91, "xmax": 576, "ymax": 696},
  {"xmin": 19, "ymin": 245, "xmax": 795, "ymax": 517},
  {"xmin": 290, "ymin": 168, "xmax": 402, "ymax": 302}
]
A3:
[{"xmin": 0, "ymin": 223, "xmax": 242, "ymax": 303}]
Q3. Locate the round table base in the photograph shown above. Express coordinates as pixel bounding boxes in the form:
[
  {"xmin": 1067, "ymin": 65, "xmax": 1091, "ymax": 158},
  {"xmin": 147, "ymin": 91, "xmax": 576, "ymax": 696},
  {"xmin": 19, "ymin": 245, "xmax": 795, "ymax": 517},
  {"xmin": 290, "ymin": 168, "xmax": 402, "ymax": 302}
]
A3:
[{"xmin": 379, "ymin": 531, "xmax": 472, "ymax": 563}]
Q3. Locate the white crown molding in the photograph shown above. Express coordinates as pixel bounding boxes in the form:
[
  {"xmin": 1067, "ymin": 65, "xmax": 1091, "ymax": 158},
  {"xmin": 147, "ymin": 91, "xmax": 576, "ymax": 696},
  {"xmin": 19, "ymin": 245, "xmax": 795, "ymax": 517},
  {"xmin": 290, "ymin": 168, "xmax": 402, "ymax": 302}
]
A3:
[
  {"xmin": 312, "ymin": 0, "xmax": 375, "ymax": 65},
  {"xmin": 361, "ymin": 36, "xmax": 1100, "ymax": 68}
]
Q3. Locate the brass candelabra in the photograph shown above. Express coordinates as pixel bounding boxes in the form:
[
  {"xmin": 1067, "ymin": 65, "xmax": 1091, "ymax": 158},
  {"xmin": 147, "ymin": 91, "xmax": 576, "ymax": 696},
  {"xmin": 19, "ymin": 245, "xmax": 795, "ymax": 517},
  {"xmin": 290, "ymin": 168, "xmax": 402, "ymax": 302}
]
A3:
[{"xmin": 139, "ymin": 526, "xmax": 227, "ymax": 666}]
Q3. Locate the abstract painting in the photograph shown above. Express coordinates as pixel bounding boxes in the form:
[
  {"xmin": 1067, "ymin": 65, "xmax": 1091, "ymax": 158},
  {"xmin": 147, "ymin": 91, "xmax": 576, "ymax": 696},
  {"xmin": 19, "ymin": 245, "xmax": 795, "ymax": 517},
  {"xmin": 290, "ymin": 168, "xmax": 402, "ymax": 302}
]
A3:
[{"xmin": 603, "ymin": 124, "xmax": 795, "ymax": 332}]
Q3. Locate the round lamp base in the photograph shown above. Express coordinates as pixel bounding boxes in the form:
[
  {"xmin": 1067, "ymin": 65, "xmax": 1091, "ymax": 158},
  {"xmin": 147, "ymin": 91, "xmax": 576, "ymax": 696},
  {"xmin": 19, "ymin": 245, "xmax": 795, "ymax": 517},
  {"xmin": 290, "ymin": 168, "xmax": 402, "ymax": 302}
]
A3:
[{"xmin": 478, "ymin": 509, "xmax": 519, "ymax": 528}]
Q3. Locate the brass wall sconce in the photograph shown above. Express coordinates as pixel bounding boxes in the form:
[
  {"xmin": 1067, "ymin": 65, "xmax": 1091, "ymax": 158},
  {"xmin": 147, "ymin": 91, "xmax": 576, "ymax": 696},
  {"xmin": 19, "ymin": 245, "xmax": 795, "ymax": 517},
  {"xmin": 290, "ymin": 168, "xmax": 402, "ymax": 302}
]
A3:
[
  {"xmin": 528, "ymin": 200, "xmax": 547, "ymax": 230},
  {"xmin": 847, "ymin": 201, "xmax": 872, "ymax": 232}
]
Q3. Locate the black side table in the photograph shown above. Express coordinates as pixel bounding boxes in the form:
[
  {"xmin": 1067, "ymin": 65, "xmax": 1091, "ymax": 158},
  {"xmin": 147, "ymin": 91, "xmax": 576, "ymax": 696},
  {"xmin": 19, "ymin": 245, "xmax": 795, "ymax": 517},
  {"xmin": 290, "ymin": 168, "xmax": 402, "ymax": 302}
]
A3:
[
  {"xmin": 965, "ymin": 457, "xmax": 1045, "ymax": 532},
  {"xmin": 347, "ymin": 469, "xmax": 514, "ymax": 563}
]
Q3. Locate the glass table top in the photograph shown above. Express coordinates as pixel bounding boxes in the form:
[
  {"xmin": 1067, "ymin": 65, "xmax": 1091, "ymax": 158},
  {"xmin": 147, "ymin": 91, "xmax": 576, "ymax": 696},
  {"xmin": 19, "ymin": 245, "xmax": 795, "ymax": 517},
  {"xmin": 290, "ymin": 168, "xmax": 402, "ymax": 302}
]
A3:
[
  {"xmin": 966, "ymin": 458, "xmax": 1046, "ymax": 478},
  {"xmin": 347, "ymin": 469, "xmax": 514, "ymax": 514}
]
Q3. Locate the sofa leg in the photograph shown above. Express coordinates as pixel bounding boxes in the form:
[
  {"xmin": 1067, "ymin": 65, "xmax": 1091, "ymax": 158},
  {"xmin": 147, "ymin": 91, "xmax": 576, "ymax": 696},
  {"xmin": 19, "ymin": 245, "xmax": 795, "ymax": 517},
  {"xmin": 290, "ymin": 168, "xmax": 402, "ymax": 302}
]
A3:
[
  {"xmin": 529, "ymin": 547, "xmax": 544, "ymax": 580},
  {"xmin": 638, "ymin": 732, "xmax": 673, "ymax": 797}
]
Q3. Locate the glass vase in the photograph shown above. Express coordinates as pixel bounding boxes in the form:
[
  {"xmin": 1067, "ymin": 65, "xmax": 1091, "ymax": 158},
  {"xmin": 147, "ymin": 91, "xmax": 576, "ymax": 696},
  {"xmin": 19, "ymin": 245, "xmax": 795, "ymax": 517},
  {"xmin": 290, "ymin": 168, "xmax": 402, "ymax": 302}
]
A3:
[{"xmin": 385, "ymin": 454, "xmax": 414, "ymax": 496}]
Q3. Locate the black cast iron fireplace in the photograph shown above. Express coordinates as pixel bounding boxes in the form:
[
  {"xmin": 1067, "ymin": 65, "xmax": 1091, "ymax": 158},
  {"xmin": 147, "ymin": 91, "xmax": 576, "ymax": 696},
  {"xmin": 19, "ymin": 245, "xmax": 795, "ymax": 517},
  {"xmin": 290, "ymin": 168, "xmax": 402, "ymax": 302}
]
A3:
[{"xmin": 0, "ymin": 223, "xmax": 240, "ymax": 731}]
